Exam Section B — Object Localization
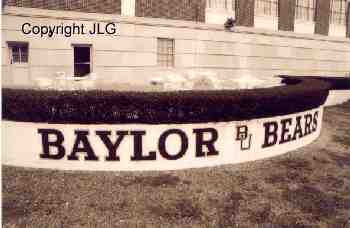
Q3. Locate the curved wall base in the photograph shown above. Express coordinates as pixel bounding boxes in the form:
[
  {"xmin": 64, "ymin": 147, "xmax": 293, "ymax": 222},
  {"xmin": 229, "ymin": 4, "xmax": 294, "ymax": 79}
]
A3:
[
  {"xmin": 325, "ymin": 90, "xmax": 350, "ymax": 106},
  {"xmin": 2, "ymin": 106, "xmax": 323, "ymax": 171}
]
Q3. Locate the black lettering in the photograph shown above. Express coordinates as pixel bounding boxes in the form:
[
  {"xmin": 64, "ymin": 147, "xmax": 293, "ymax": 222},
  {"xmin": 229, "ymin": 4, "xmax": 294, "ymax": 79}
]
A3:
[
  {"xmin": 130, "ymin": 131, "xmax": 156, "ymax": 161},
  {"xmin": 32, "ymin": 26, "xmax": 40, "ymax": 34},
  {"xmin": 312, "ymin": 111, "xmax": 319, "ymax": 132},
  {"xmin": 40, "ymin": 26, "xmax": 48, "ymax": 37},
  {"xmin": 262, "ymin": 121, "xmax": 278, "ymax": 148},
  {"xmin": 279, "ymin": 118, "xmax": 293, "ymax": 144},
  {"xmin": 96, "ymin": 131, "xmax": 128, "ymax": 161},
  {"xmin": 292, "ymin": 116, "xmax": 304, "ymax": 140},
  {"xmin": 158, "ymin": 129, "xmax": 188, "ymax": 160},
  {"xmin": 89, "ymin": 23, "xmax": 96, "ymax": 34},
  {"xmin": 106, "ymin": 23, "xmax": 117, "ymax": 34},
  {"xmin": 97, "ymin": 23, "xmax": 104, "ymax": 34},
  {"xmin": 38, "ymin": 129, "xmax": 65, "ymax": 160},
  {"xmin": 80, "ymin": 24, "xmax": 86, "ymax": 34},
  {"xmin": 236, "ymin": 126, "xmax": 248, "ymax": 140},
  {"xmin": 193, "ymin": 128, "xmax": 219, "ymax": 157},
  {"xmin": 64, "ymin": 25, "xmax": 72, "ymax": 37},
  {"xmin": 304, "ymin": 114, "xmax": 313, "ymax": 136},
  {"xmin": 22, "ymin": 23, "xmax": 31, "ymax": 34},
  {"xmin": 67, "ymin": 130, "xmax": 98, "ymax": 161}
]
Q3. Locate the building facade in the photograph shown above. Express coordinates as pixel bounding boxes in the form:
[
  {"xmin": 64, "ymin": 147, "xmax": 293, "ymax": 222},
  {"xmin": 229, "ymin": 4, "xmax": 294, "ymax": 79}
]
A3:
[{"xmin": 2, "ymin": 0, "xmax": 350, "ymax": 87}]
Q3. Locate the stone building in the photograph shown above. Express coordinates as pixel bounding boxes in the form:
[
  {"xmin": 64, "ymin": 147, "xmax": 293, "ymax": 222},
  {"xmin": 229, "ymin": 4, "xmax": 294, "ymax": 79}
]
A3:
[{"xmin": 1, "ymin": 0, "xmax": 350, "ymax": 86}]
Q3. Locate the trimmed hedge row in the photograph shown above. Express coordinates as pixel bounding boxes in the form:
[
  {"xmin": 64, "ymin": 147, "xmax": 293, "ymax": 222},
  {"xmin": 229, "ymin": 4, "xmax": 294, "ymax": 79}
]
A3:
[
  {"xmin": 280, "ymin": 75, "xmax": 350, "ymax": 90},
  {"xmin": 2, "ymin": 78, "xmax": 330, "ymax": 124}
]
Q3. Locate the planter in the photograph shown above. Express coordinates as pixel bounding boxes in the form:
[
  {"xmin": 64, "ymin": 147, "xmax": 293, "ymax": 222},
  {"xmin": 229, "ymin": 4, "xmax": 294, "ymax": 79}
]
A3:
[{"xmin": 2, "ymin": 78, "xmax": 331, "ymax": 171}]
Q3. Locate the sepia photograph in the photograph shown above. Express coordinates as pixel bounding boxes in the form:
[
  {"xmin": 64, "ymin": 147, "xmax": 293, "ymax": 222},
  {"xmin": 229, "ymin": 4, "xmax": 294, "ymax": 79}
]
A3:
[{"xmin": 1, "ymin": 0, "xmax": 350, "ymax": 227}]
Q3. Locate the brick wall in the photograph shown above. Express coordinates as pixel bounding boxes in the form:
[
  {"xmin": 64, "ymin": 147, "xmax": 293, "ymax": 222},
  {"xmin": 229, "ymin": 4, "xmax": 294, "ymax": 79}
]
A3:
[
  {"xmin": 314, "ymin": 0, "xmax": 331, "ymax": 35},
  {"xmin": 3, "ymin": 0, "xmax": 121, "ymax": 14},
  {"xmin": 347, "ymin": 2, "xmax": 350, "ymax": 38},
  {"xmin": 236, "ymin": 0, "xmax": 255, "ymax": 27},
  {"xmin": 135, "ymin": 0, "xmax": 206, "ymax": 22},
  {"xmin": 278, "ymin": 0, "xmax": 296, "ymax": 31}
]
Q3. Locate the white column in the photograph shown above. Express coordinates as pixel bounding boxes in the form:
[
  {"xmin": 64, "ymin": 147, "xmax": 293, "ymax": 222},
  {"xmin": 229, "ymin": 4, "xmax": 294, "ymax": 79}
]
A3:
[
  {"xmin": 254, "ymin": 0, "xmax": 278, "ymax": 31},
  {"xmin": 227, "ymin": 0, "xmax": 235, "ymax": 11},
  {"xmin": 121, "ymin": 0, "xmax": 135, "ymax": 16},
  {"xmin": 205, "ymin": 0, "xmax": 236, "ymax": 24}
]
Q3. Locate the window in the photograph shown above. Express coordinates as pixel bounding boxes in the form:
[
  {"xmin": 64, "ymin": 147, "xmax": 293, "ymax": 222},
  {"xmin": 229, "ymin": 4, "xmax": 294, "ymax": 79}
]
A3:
[
  {"xmin": 145, "ymin": 0, "xmax": 153, "ymax": 9},
  {"xmin": 295, "ymin": 0, "xmax": 316, "ymax": 21},
  {"xmin": 64, "ymin": 0, "xmax": 88, "ymax": 9},
  {"xmin": 157, "ymin": 38, "xmax": 174, "ymax": 68},
  {"xmin": 255, "ymin": 0, "xmax": 278, "ymax": 17},
  {"xmin": 8, "ymin": 42, "xmax": 28, "ymax": 64},
  {"xmin": 65, "ymin": 0, "xmax": 72, "ymax": 9},
  {"xmin": 330, "ymin": 0, "xmax": 347, "ymax": 25},
  {"xmin": 207, "ymin": 0, "xmax": 236, "ymax": 11},
  {"xmin": 73, "ymin": 45, "xmax": 91, "ymax": 77}
]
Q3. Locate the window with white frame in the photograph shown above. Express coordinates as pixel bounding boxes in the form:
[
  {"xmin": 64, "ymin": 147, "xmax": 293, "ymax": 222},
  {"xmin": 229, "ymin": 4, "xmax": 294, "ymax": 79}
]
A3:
[
  {"xmin": 329, "ymin": 0, "xmax": 347, "ymax": 25},
  {"xmin": 8, "ymin": 42, "xmax": 28, "ymax": 64},
  {"xmin": 157, "ymin": 38, "xmax": 174, "ymax": 68},
  {"xmin": 255, "ymin": 0, "xmax": 278, "ymax": 17},
  {"xmin": 295, "ymin": 0, "xmax": 316, "ymax": 21},
  {"xmin": 207, "ymin": 0, "xmax": 236, "ymax": 11}
]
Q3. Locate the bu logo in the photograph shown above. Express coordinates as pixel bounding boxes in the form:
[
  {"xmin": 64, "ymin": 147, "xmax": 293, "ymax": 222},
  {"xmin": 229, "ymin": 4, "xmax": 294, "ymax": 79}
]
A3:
[{"xmin": 236, "ymin": 125, "xmax": 252, "ymax": 150}]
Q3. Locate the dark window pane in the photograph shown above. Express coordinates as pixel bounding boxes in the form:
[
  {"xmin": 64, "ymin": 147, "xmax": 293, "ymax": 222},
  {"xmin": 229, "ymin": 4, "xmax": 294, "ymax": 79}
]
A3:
[
  {"xmin": 9, "ymin": 42, "xmax": 28, "ymax": 63},
  {"xmin": 73, "ymin": 46, "xmax": 91, "ymax": 77},
  {"xmin": 74, "ymin": 47, "xmax": 90, "ymax": 63},
  {"xmin": 74, "ymin": 64, "xmax": 90, "ymax": 77},
  {"xmin": 20, "ymin": 46, "xmax": 28, "ymax": 63}
]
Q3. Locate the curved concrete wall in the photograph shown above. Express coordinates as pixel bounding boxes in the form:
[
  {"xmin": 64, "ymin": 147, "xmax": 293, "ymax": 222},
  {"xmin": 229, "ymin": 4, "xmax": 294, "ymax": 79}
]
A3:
[
  {"xmin": 2, "ymin": 106, "xmax": 323, "ymax": 171},
  {"xmin": 325, "ymin": 90, "xmax": 350, "ymax": 106}
]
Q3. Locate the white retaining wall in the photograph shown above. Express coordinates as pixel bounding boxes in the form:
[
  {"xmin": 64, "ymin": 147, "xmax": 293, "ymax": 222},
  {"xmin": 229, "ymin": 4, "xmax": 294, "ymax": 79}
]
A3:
[
  {"xmin": 2, "ymin": 107, "xmax": 323, "ymax": 171},
  {"xmin": 325, "ymin": 90, "xmax": 350, "ymax": 106}
]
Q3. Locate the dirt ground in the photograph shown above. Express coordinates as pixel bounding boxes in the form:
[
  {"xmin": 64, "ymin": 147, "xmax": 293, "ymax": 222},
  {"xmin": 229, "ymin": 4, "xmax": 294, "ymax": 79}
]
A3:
[{"xmin": 2, "ymin": 101, "xmax": 350, "ymax": 228}]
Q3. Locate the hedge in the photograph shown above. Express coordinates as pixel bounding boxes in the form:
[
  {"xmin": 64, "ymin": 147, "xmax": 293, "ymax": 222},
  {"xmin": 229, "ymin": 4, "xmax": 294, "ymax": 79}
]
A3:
[
  {"xmin": 2, "ymin": 78, "xmax": 330, "ymax": 124},
  {"xmin": 279, "ymin": 75, "xmax": 350, "ymax": 90}
]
